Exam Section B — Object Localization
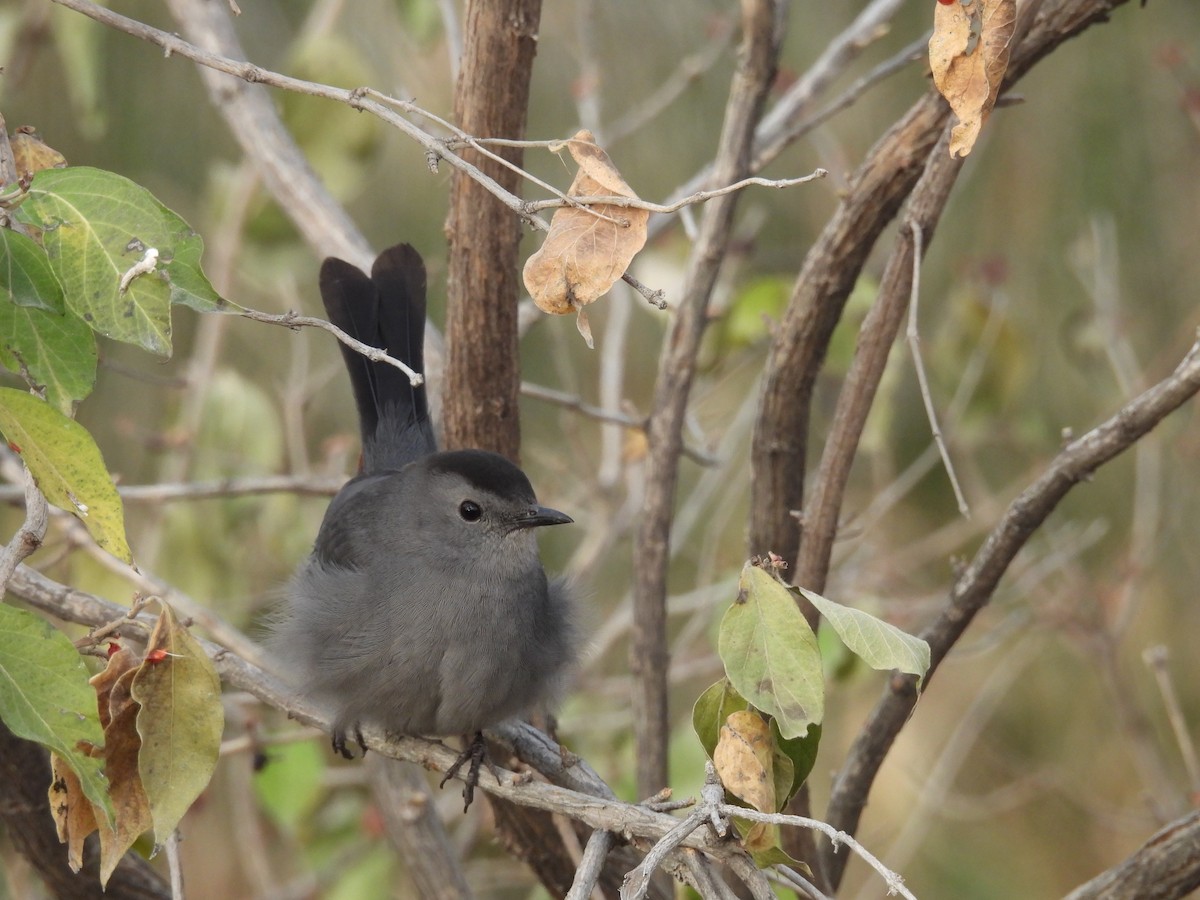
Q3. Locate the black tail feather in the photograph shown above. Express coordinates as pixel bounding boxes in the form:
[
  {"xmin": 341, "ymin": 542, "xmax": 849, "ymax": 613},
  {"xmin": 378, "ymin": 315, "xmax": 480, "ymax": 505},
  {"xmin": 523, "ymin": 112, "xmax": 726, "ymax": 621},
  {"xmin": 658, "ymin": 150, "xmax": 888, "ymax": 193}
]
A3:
[{"xmin": 318, "ymin": 243, "xmax": 436, "ymax": 473}]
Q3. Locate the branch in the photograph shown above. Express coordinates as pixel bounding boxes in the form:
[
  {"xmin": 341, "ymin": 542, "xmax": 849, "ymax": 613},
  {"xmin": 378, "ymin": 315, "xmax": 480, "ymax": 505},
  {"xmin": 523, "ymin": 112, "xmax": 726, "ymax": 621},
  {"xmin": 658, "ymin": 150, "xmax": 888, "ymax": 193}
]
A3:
[
  {"xmin": 795, "ymin": 126, "xmax": 964, "ymax": 595},
  {"xmin": 0, "ymin": 463, "xmax": 47, "ymax": 592},
  {"xmin": 4, "ymin": 564, "xmax": 756, "ymax": 894},
  {"xmin": 238, "ymin": 306, "xmax": 423, "ymax": 386},
  {"xmin": 823, "ymin": 332, "xmax": 1200, "ymax": 886},
  {"xmin": 521, "ymin": 169, "xmax": 827, "ymax": 215},
  {"xmin": 1062, "ymin": 810, "xmax": 1200, "ymax": 900},
  {"xmin": 631, "ymin": 0, "xmax": 786, "ymax": 799}
]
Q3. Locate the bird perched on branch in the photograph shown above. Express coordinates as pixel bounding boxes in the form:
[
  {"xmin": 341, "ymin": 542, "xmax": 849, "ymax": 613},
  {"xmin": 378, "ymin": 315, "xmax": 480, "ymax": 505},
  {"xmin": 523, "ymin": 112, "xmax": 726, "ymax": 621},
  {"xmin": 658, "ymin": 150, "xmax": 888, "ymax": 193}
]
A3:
[{"xmin": 272, "ymin": 242, "xmax": 577, "ymax": 808}]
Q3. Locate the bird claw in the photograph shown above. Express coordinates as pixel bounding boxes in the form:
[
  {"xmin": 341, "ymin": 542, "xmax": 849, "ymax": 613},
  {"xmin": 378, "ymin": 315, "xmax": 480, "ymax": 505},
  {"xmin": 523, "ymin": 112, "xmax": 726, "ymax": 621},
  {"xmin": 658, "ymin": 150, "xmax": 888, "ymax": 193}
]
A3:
[
  {"xmin": 332, "ymin": 723, "xmax": 367, "ymax": 759},
  {"xmin": 440, "ymin": 731, "xmax": 487, "ymax": 812}
]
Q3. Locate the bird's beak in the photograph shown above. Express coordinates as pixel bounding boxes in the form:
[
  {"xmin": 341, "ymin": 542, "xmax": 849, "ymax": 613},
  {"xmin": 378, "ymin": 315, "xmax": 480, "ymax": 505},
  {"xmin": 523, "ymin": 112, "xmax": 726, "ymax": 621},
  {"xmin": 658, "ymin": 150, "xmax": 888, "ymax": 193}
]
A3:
[{"xmin": 517, "ymin": 505, "xmax": 573, "ymax": 529}]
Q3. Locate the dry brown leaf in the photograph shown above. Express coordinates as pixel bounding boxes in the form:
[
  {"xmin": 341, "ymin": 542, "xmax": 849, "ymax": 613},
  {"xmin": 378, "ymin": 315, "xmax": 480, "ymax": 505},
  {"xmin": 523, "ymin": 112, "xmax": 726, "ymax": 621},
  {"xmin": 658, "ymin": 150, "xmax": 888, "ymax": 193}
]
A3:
[
  {"xmin": 9, "ymin": 126, "xmax": 68, "ymax": 181},
  {"xmin": 713, "ymin": 709, "xmax": 776, "ymax": 814},
  {"xmin": 48, "ymin": 753, "xmax": 99, "ymax": 873},
  {"xmin": 88, "ymin": 647, "xmax": 154, "ymax": 886},
  {"xmin": 523, "ymin": 129, "xmax": 649, "ymax": 332},
  {"xmin": 929, "ymin": 0, "xmax": 1016, "ymax": 157}
]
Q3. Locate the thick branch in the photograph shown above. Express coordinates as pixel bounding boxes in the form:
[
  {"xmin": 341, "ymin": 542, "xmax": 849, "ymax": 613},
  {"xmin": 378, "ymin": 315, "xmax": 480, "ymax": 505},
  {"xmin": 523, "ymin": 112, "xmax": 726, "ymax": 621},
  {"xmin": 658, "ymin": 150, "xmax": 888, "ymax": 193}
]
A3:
[
  {"xmin": 630, "ymin": 0, "xmax": 785, "ymax": 799},
  {"xmin": 823, "ymin": 333, "xmax": 1200, "ymax": 886},
  {"xmin": 441, "ymin": 0, "xmax": 541, "ymax": 457},
  {"xmin": 748, "ymin": 91, "xmax": 949, "ymax": 574},
  {"xmin": 4, "ymin": 565, "xmax": 754, "ymax": 893},
  {"xmin": 795, "ymin": 127, "xmax": 962, "ymax": 595},
  {"xmin": 1062, "ymin": 810, "xmax": 1200, "ymax": 900}
]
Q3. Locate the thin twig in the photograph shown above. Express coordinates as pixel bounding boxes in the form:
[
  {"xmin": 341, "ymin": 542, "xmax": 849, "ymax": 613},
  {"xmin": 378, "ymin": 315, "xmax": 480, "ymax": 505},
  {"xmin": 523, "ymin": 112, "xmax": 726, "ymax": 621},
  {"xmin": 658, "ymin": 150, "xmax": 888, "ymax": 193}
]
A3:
[
  {"xmin": 905, "ymin": 223, "xmax": 970, "ymax": 517},
  {"xmin": 0, "ymin": 464, "xmax": 48, "ymax": 592},
  {"xmin": 1143, "ymin": 646, "xmax": 1200, "ymax": 797},
  {"xmin": 238, "ymin": 307, "xmax": 423, "ymax": 385},
  {"xmin": 0, "ymin": 475, "xmax": 346, "ymax": 506},
  {"xmin": 712, "ymin": 805, "xmax": 916, "ymax": 899},
  {"xmin": 166, "ymin": 830, "xmax": 185, "ymax": 900},
  {"xmin": 772, "ymin": 865, "xmax": 832, "ymax": 900},
  {"xmin": 520, "ymin": 381, "xmax": 718, "ymax": 466},
  {"xmin": 522, "ymin": 170, "xmax": 827, "ymax": 215},
  {"xmin": 824, "ymin": 329, "xmax": 1200, "ymax": 886}
]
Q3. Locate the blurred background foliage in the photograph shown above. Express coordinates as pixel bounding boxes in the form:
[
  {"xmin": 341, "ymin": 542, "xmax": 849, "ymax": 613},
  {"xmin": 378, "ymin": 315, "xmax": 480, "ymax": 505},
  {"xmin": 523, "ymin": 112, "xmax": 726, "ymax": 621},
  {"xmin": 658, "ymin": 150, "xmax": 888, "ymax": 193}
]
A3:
[{"xmin": 2, "ymin": 0, "xmax": 1199, "ymax": 897}]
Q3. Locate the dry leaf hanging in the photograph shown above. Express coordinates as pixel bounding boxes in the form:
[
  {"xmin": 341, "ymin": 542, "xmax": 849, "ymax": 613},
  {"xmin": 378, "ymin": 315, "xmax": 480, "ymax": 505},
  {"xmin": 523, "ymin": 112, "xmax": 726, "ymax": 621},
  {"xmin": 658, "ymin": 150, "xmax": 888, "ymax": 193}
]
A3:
[
  {"xmin": 523, "ymin": 129, "xmax": 649, "ymax": 347},
  {"xmin": 929, "ymin": 0, "xmax": 1016, "ymax": 157}
]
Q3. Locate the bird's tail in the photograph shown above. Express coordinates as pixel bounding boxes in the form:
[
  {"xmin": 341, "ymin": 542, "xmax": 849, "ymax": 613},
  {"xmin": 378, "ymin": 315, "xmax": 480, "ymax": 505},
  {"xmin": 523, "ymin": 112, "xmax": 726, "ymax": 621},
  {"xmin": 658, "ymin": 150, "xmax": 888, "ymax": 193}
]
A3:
[{"xmin": 318, "ymin": 243, "xmax": 436, "ymax": 473}]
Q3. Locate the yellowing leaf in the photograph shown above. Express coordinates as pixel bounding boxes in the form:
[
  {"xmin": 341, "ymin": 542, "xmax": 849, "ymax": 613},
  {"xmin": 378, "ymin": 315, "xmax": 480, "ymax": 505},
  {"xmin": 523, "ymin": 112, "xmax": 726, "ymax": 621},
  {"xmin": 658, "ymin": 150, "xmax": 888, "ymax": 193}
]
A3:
[
  {"xmin": 130, "ymin": 603, "xmax": 224, "ymax": 843},
  {"xmin": 9, "ymin": 127, "xmax": 68, "ymax": 180},
  {"xmin": 929, "ymin": 0, "xmax": 1016, "ymax": 157},
  {"xmin": 0, "ymin": 387, "xmax": 131, "ymax": 562},
  {"xmin": 714, "ymin": 710, "xmax": 788, "ymax": 862},
  {"xmin": 718, "ymin": 564, "xmax": 824, "ymax": 740},
  {"xmin": 714, "ymin": 710, "xmax": 776, "ymax": 813},
  {"xmin": 523, "ymin": 129, "xmax": 648, "ymax": 340}
]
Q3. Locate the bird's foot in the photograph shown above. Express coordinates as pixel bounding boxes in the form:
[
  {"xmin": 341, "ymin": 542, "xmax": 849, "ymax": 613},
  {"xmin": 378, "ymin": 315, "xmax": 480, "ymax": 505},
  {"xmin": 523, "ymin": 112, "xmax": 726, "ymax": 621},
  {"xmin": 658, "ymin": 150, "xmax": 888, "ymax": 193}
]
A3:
[
  {"xmin": 331, "ymin": 723, "xmax": 367, "ymax": 760},
  {"xmin": 440, "ymin": 731, "xmax": 488, "ymax": 812}
]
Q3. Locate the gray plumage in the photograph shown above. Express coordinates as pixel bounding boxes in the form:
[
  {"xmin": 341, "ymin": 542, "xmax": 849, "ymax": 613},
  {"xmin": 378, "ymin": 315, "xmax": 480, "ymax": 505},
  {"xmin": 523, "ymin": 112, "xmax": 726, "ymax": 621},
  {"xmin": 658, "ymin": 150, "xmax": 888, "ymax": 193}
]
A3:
[{"xmin": 272, "ymin": 243, "xmax": 577, "ymax": 750}]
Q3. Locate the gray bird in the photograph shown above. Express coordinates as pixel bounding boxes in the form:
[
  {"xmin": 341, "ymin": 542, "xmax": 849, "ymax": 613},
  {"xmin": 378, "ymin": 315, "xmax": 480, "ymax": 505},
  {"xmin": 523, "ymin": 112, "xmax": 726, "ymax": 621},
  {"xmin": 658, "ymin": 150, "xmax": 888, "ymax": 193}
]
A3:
[{"xmin": 272, "ymin": 243, "xmax": 577, "ymax": 806}]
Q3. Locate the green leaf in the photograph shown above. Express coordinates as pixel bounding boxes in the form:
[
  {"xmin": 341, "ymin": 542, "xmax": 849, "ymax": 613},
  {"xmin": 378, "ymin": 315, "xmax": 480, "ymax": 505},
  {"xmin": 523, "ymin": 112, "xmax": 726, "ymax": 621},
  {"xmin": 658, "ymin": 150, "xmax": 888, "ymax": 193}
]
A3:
[
  {"xmin": 797, "ymin": 586, "xmax": 931, "ymax": 686},
  {"xmin": 718, "ymin": 564, "xmax": 824, "ymax": 741},
  {"xmin": 130, "ymin": 603, "xmax": 224, "ymax": 843},
  {"xmin": 692, "ymin": 678, "xmax": 749, "ymax": 759},
  {"xmin": 254, "ymin": 739, "xmax": 326, "ymax": 831},
  {"xmin": 0, "ymin": 300, "xmax": 98, "ymax": 414},
  {"xmin": 772, "ymin": 719, "xmax": 821, "ymax": 805},
  {"xmin": 0, "ymin": 227, "xmax": 66, "ymax": 312},
  {"xmin": 0, "ymin": 387, "xmax": 131, "ymax": 562},
  {"xmin": 165, "ymin": 230, "xmax": 237, "ymax": 314},
  {"xmin": 14, "ymin": 166, "xmax": 226, "ymax": 355},
  {"xmin": 0, "ymin": 604, "xmax": 111, "ymax": 822}
]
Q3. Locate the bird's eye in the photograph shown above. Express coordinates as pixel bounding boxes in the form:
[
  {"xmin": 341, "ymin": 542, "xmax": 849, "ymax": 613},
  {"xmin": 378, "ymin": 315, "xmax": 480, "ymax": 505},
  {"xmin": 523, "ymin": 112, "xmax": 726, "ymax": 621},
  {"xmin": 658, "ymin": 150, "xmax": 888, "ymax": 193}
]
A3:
[{"xmin": 458, "ymin": 500, "xmax": 482, "ymax": 522}]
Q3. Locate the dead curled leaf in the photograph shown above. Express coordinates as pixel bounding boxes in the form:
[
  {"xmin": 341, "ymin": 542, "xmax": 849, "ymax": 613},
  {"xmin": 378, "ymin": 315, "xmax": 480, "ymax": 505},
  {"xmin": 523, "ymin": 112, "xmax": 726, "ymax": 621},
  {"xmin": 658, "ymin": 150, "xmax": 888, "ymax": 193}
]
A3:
[
  {"xmin": 9, "ymin": 126, "xmax": 68, "ymax": 181},
  {"xmin": 49, "ymin": 754, "xmax": 99, "ymax": 873},
  {"xmin": 713, "ymin": 709, "xmax": 776, "ymax": 814},
  {"xmin": 522, "ymin": 129, "xmax": 649, "ymax": 342},
  {"xmin": 928, "ymin": 0, "xmax": 1016, "ymax": 158},
  {"xmin": 712, "ymin": 710, "xmax": 783, "ymax": 857}
]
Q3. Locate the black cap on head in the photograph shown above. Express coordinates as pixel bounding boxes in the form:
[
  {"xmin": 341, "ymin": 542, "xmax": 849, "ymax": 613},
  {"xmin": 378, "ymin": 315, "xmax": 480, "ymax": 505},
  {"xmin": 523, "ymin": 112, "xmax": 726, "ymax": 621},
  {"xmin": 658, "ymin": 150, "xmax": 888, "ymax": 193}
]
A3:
[{"xmin": 427, "ymin": 449, "xmax": 537, "ymax": 504}]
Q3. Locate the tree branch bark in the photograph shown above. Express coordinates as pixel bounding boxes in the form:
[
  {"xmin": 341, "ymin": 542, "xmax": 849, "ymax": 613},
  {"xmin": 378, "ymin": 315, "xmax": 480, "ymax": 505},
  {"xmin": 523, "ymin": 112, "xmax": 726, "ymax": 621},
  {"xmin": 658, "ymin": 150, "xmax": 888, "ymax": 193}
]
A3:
[
  {"xmin": 442, "ymin": 0, "xmax": 542, "ymax": 458},
  {"xmin": 1062, "ymin": 810, "xmax": 1200, "ymax": 900},
  {"xmin": 630, "ymin": 0, "xmax": 786, "ymax": 800},
  {"xmin": 823, "ymin": 332, "xmax": 1200, "ymax": 886}
]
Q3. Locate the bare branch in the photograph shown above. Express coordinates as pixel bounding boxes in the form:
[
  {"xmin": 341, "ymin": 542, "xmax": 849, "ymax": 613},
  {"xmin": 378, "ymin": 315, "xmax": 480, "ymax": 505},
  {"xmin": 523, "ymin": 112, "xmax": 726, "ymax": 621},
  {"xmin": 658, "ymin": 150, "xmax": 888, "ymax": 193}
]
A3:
[
  {"xmin": 0, "ymin": 463, "xmax": 48, "ymax": 593},
  {"xmin": 632, "ymin": 0, "xmax": 786, "ymax": 799},
  {"xmin": 823, "ymin": 331, "xmax": 1200, "ymax": 885},
  {"xmin": 5, "ymin": 564, "xmax": 754, "ymax": 893},
  {"xmin": 795, "ymin": 126, "xmax": 964, "ymax": 596},
  {"xmin": 905, "ymin": 223, "xmax": 970, "ymax": 517},
  {"xmin": 238, "ymin": 306, "xmax": 424, "ymax": 386},
  {"xmin": 1062, "ymin": 810, "xmax": 1200, "ymax": 900},
  {"xmin": 521, "ymin": 169, "xmax": 828, "ymax": 215}
]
